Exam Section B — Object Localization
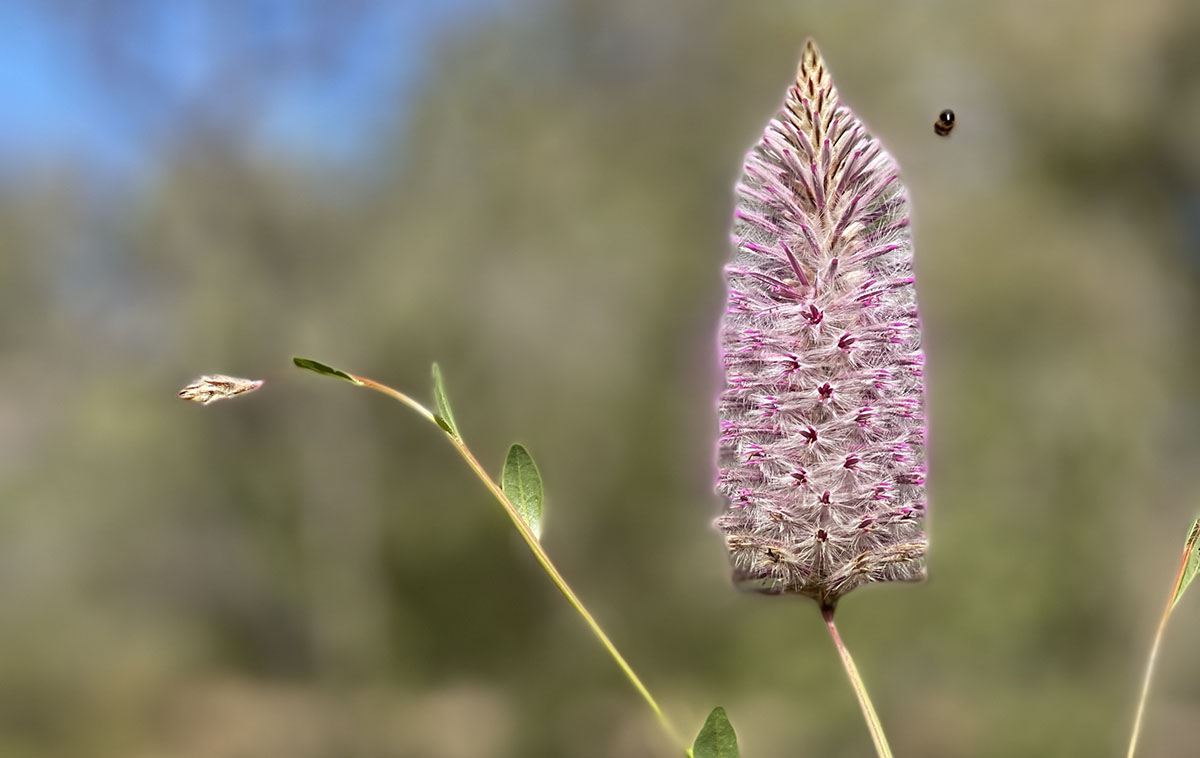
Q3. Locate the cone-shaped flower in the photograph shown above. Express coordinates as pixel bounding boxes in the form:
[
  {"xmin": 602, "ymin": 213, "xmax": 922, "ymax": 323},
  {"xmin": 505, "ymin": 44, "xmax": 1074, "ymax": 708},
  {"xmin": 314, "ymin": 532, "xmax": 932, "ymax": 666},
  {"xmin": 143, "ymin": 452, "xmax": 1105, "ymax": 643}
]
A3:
[
  {"xmin": 715, "ymin": 40, "xmax": 927, "ymax": 609},
  {"xmin": 178, "ymin": 375, "xmax": 264, "ymax": 405}
]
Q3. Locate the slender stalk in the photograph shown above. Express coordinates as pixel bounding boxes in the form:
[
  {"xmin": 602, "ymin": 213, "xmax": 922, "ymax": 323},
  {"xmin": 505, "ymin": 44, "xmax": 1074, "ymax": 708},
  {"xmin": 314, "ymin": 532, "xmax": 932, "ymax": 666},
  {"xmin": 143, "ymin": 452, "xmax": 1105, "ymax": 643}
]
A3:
[
  {"xmin": 350, "ymin": 373, "xmax": 691, "ymax": 756},
  {"xmin": 1126, "ymin": 541, "xmax": 1194, "ymax": 758},
  {"xmin": 822, "ymin": 605, "xmax": 894, "ymax": 758},
  {"xmin": 1127, "ymin": 610, "xmax": 1168, "ymax": 758}
]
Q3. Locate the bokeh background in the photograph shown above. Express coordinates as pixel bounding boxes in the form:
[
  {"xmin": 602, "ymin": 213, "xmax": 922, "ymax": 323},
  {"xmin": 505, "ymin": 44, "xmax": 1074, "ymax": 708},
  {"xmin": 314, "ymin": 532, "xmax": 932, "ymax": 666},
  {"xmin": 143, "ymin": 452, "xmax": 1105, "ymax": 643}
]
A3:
[{"xmin": 3, "ymin": 1, "xmax": 1200, "ymax": 756}]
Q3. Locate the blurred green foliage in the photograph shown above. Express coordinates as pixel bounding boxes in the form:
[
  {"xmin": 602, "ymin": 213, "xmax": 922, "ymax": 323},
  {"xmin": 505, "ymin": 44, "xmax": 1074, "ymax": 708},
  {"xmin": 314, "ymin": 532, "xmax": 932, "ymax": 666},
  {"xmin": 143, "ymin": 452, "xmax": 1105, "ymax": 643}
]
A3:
[{"xmin": 3, "ymin": 1, "xmax": 1200, "ymax": 756}]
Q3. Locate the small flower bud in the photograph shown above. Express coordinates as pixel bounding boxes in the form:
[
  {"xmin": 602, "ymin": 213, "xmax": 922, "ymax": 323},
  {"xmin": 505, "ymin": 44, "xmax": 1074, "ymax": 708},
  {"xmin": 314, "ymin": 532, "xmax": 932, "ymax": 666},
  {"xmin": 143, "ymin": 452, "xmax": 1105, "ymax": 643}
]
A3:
[{"xmin": 178, "ymin": 375, "xmax": 264, "ymax": 405}]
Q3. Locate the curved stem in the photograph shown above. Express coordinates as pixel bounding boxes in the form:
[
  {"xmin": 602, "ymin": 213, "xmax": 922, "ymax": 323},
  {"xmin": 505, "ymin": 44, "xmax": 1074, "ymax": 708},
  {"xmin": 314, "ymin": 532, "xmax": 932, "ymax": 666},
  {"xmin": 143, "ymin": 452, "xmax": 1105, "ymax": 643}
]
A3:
[
  {"xmin": 350, "ymin": 374, "xmax": 691, "ymax": 755},
  {"xmin": 1127, "ymin": 608, "xmax": 1168, "ymax": 758},
  {"xmin": 822, "ymin": 605, "xmax": 894, "ymax": 758},
  {"xmin": 1126, "ymin": 536, "xmax": 1194, "ymax": 758}
]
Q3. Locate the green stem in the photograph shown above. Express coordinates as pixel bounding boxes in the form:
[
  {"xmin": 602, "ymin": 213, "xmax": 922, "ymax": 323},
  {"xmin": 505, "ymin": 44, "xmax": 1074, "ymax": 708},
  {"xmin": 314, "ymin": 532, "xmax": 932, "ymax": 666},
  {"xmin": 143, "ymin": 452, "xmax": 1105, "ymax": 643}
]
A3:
[
  {"xmin": 822, "ymin": 605, "xmax": 894, "ymax": 758},
  {"xmin": 350, "ymin": 374, "xmax": 691, "ymax": 756}
]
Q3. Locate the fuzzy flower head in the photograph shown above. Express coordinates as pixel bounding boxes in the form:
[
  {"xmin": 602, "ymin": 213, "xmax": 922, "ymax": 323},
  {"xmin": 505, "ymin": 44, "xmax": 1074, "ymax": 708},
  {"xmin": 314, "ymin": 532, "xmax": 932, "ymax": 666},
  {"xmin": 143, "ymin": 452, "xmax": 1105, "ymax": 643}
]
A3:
[{"xmin": 715, "ymin": 40, "xmax": 927, "ymax": 609}]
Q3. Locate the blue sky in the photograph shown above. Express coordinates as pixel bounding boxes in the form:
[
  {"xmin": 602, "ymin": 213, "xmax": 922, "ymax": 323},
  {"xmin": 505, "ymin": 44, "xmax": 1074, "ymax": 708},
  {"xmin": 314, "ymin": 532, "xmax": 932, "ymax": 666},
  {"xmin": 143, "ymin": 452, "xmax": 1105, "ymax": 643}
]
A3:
[{"xmin": 0, "ymin": 0, "xmax": 509, "ymax": 182}]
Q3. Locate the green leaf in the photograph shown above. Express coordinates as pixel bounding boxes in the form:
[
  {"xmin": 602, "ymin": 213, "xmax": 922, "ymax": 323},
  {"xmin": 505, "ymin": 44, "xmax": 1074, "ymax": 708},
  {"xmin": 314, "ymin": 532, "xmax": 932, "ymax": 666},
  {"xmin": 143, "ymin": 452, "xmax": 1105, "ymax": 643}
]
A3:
[
  {"xmin": 293, "ymin": 357, "xmax": 360, "ymax": 385},
  {"xmin": 431, "ymin": 363, "xmax": 460, "ymax": 439},
  {"xmin": 502, "ymin": 443, "xmax": 544, "ymax": 539},
  {"xmin": 1170, "ymin": 517, "xmax": 1200, "ymax": 612},
  {"xmin": 693, "ymin": 706, "xmax": 738, "ymax": 758}
]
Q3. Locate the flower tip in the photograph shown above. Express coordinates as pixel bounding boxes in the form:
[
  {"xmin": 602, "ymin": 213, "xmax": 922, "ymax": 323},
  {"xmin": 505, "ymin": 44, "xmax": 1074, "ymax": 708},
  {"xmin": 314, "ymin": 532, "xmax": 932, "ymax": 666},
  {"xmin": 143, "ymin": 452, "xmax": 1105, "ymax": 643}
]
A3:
[
  {"xmin": 800, "ymin": 37, "xmax": 827, "ymax": 77},
  {"xmin": 803, "ymin": 37, "xmax": 821, "ymax": 60}
]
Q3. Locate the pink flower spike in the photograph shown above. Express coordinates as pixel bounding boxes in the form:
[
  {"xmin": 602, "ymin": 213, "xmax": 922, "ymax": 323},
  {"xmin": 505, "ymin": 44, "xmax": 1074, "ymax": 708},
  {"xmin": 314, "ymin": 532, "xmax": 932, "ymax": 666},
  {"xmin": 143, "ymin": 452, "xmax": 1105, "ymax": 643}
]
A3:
[{"xmin": 714, "ymin": 39, "xmax": 928, "ymax": 609}]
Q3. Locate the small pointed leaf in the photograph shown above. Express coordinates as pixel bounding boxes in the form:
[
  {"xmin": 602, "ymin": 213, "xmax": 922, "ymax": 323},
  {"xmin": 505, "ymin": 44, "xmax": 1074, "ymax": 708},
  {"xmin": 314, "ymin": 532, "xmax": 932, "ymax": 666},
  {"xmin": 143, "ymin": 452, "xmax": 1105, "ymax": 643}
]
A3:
[
  {"xmin": 431, "ymin": 363, "xmax": 460, "ymax": 439},
  {"xmin": 693, "ymin": 706, "xmax": 738, "ymax": 758},
  {"xmin": 502, "ymin": 443, "xmax": 544, "ymax": 539},
  {"xmin": 293, "ymin": 357, "xmax": 360, "ymax": 385},
  {"xmin": 1169, "ymin": 517, "xmax": 1200, "ymax": 612}
]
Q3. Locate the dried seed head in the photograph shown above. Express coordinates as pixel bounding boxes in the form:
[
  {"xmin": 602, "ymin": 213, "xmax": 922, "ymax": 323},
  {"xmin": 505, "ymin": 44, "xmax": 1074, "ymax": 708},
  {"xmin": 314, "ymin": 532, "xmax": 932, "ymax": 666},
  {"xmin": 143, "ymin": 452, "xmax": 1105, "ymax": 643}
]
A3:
[
  {"xmin": 715, "ymin": 39, "xmax": 927, "ymax": 608},
  {"xmin": 178, "ymin": 375, "xmax": 264, "ymax": 405}
]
